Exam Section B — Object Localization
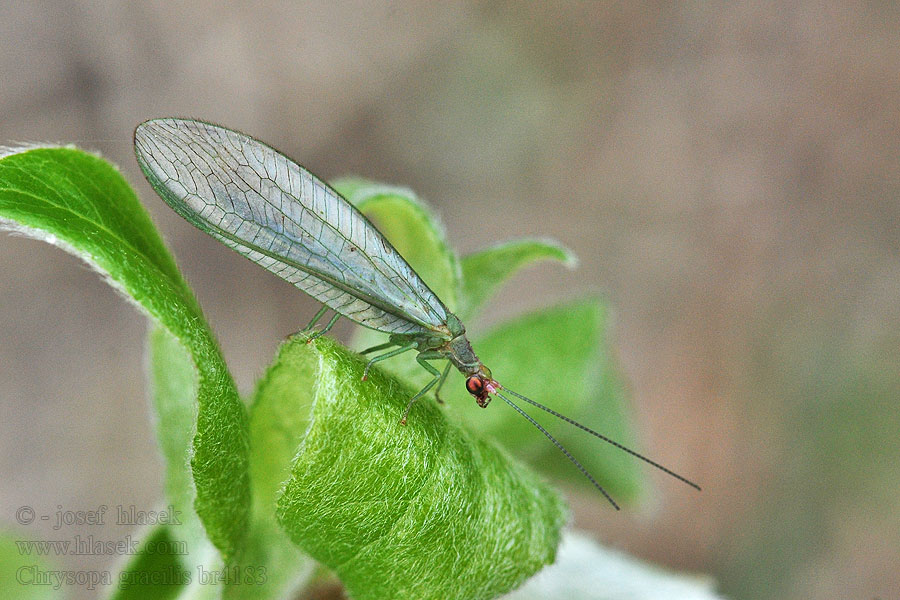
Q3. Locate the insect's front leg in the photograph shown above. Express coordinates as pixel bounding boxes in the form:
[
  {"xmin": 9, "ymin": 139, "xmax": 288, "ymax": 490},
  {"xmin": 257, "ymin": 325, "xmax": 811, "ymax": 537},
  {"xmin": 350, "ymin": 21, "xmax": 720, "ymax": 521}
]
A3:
[
  {"xmin": 301, "ymin": 305, "xmax": 329, "ymax": 332},
  {"xmin": 432, "ymin": 361, "xmax": 452, "ymax": 404},
  {"xmin": 359, "ymin": 341, "xmax": 396, "ymax": 355},
  {"xmin": 361, "ymin": 342, "xmax": 418, "ymax": 381},
  {"xmin": 305, "ymin": 313, "xmax": 340, "ymax": 344}
]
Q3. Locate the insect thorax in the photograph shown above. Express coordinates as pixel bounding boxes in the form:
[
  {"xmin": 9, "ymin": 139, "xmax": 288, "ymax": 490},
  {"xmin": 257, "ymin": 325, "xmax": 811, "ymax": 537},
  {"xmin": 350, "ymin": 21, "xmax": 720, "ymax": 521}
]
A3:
[
  {"xmin": 444, "ymin": 313, "xmax": 466, "ymax": 338},
  {"xmin": 445, "ymin": 334, "xmax": 482, "ymax": 376}
]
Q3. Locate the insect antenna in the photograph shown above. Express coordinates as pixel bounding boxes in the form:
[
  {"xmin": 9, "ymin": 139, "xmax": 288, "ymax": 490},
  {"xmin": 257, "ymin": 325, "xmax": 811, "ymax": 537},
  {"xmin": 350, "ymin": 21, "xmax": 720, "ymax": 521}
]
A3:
[
  {"xmin": 499, "ymin": 386, "xmax": 701, "ymax": 492},
  {"xmin": 495, "ymin": 390, "xmax": 620, "ymax": 509}
]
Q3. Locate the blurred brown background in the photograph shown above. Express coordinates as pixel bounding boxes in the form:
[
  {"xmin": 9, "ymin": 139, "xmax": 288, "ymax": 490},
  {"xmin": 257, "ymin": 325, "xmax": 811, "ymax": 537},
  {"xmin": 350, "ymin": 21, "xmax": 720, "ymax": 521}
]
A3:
[{"xmin": 1, "ymin": 2, "xmax": 898, "ymax": 599}]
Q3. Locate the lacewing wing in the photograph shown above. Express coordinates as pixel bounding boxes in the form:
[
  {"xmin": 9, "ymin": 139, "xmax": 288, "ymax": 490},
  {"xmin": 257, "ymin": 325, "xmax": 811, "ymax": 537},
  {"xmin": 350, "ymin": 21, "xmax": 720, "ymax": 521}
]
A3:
[{"xmin": 134, "ymin": 118, "xmax": 451, "ymax": 338}]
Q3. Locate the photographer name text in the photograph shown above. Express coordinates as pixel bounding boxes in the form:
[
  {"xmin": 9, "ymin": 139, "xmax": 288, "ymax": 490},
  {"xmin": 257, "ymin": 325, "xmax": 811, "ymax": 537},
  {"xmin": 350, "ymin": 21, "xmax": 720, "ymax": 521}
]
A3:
[{"xmin": 15, "ymin": 504, "xmax": 182, "ymax": 529}]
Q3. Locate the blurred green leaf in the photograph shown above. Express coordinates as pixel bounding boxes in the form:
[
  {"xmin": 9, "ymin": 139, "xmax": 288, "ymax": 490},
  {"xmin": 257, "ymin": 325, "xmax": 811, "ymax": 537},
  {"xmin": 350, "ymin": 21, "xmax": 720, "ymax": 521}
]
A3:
[
  {"xmin": 270, "ymin": 335, "xmax": 568, "ymax": 600},
  {"xmin": 0, "ymin": 529, "xmax": 64, "ymax": 600},
  {"xmin": 326, "ymin": 176, "xmax": 370, "ymax": 201},
  {"xmin": 108, "ymin": 524, "xmax": 193, "ymax": 600},
  {"xmin": 455, "ymin": 299, "xmax": 642, "ymax": 501},
  {"xmin": 459, "ymin": 238, "xmax": 577, "ymax": 319},
  {"xmin": 725, "ymin": 344, "xmax": 900, "ymax": 599},
  {"xmin": 0, "ymin": 147, "xmax": 249, "ymax": 559}
]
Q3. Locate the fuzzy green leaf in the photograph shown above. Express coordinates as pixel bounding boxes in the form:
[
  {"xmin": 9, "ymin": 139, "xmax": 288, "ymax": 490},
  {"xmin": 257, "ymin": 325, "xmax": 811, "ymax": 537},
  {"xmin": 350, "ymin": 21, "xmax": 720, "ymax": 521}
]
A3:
[
  {"xmin": 264, "ymin": 335, "xmax": 567, "ymax": 600},
  {"xmin": 459, "ymin": 239, "xmax": 577, "ymax": 319},
  {"xmin": 0, "ymin": 147, "xmax": 249, "ymax": 559}
]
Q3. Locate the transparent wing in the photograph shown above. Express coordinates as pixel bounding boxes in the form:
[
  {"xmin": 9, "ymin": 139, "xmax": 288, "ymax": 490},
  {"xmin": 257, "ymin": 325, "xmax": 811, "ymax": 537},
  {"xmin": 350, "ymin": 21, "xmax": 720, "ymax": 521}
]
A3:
[{"xmin": 134, "ymin": 118, "xmax": 450, "ymax": 336}]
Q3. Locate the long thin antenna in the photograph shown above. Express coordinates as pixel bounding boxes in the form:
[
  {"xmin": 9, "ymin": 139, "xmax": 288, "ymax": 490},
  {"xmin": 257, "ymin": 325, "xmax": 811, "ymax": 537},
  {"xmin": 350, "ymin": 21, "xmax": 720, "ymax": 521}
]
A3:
[
  {"xmin": 495, "ymin": 391, "xmax": 620, "ymax": 510},
  {"xmin": 500, "ymin": 386, "xmax": 701, "ymax": 492}
]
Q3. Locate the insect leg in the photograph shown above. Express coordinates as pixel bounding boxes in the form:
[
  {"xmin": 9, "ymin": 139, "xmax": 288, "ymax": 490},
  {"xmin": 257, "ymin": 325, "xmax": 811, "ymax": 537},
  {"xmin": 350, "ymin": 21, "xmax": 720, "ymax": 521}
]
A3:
[
  {"xmin": 306, "ymin": 313, "xmax": 340, "ymax": 343},
  {"xmin": 361, "ymin": 342, "xmax": 417, "ymax": 381},
  {"xmin": 400, "ymin": 352, "xmax": 444, "ymax": 424},
  {"xmin": 301, "ymin": 306, "xmax": 329, "ymax": 331},
  {"xmin": 432, "ymin": 361, "xmax": 452, "ymax": 404},
  {"xmin": 359, "ymin": 341, "xmax": 396, "ymax": 355}
]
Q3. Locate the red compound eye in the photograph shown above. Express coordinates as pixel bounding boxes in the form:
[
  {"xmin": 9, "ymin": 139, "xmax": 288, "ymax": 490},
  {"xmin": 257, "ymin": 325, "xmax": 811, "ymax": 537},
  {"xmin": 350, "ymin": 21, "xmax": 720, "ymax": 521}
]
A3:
[{"xmin": 466, "ymin": 376, "xmax": 484, "ymax": 396}]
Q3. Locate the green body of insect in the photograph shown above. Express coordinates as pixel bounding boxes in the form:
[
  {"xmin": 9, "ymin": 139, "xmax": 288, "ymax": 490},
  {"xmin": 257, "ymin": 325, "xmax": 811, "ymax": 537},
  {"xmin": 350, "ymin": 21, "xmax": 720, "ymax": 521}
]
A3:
[{"xmin": 134, "ymin": 117, "xmax": 699, "ymax": 509}]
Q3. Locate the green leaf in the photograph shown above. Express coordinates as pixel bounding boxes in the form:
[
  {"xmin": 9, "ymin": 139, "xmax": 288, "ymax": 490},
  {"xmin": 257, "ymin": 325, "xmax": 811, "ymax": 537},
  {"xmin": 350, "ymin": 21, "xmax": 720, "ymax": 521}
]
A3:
[
  {"xmin": 0, "ymin": 147, "xmax": 250, "ymax": 559},
  {"xmin": 326, "ymin": 176, "xmax": 370, "ymax": 203},
  {"xmin": 267, "ymin": 335, "xmax": 567, "ymax": 600},
  {"xmin": 504, "ymin": 530, "xmax": 724, "ymax": 600},
  {"xmin": 0, "ymin": 529, "xmax": 64, "ymax": 600},
  {"xmin": 147, "ymin": 328, "xmax": 213, "ymax": 571},
  {"xmin": 107, "ymin": 524, "xmax": 193, "ymax": 600},
  {"xmin": 459, "ymin": 238, "xmax": 577, "ymax": 319}
]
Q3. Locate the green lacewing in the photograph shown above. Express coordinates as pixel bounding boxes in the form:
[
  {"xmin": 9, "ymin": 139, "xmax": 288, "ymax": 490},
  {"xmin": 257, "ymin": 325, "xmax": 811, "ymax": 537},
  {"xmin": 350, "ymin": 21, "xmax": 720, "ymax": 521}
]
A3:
[{"xmin": 134, "ymin": 118, "xmax": 699, "ymax": 508}]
